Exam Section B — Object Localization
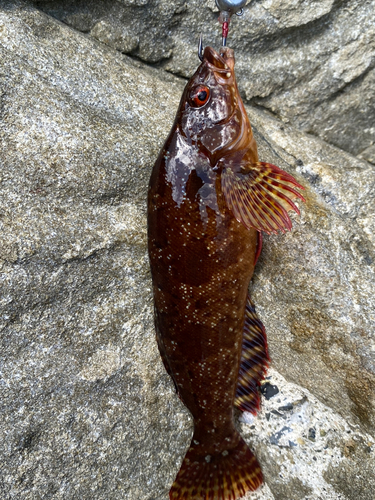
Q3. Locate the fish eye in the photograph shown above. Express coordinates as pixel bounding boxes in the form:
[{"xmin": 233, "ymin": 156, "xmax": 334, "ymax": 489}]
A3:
[{"xmin": 190, "ymin": 85, "xmax": 210, "ymax": 107}]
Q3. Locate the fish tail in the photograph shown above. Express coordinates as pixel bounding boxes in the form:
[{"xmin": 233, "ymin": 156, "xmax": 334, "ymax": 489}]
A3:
[{"xmin": 169, "ymin": 432, "xmax": 262, "ymax": 500}]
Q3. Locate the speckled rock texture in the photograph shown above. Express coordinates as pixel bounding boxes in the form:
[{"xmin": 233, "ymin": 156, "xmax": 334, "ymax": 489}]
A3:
[
  {"xmin": 33, "ymin": 0, "xmax": 375, "ymax": 163},
  {"xmin": 1, "ymin": 2, "xmax": 374, "ymax": 499},
  {"xmin": 248, "ymin": 105, "xmax": 375, "ymax": 436}
]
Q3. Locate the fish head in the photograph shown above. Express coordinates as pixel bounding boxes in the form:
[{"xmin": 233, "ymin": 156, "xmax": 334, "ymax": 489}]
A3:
[{"xmin": 178, "ymin": 46, "xmax": 249, "ymax": 165}]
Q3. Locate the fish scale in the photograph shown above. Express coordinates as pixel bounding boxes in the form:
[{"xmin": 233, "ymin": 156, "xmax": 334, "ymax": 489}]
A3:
[{"xmin": 148, "ymin": 45, "xmax": 304, "ymax": 500}]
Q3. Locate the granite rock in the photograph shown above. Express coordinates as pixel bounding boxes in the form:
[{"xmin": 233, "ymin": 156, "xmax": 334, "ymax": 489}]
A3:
[
  {"xmin": 1, "ymin": 2, "xmax": 374, "ymax": 499},
  {"xmin": 246, "ymin": 105, "xmax": 375, "ymax": 435},
  {"xmin": 241, "ymin": 369, "xmax": 375, "ymax": 500},
  {"xmin": 34, "ymin": 0, "xmax": 375, "ymax": 162}
]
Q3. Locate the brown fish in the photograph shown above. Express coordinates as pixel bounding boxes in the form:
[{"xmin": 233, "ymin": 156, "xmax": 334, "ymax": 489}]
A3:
[{"xmin": 147, "ymin": 46, "xmax": 304, "ymax": 500}]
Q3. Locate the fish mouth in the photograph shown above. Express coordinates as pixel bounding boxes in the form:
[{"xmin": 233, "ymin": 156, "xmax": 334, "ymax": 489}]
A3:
[{"xmin": 203, "ymin": 46, "xmax": 235, "ymax": 73}]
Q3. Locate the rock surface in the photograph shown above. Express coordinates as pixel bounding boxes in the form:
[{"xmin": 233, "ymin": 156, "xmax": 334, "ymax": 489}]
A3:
[
  {"xmin": 241, "ymin": 369, "xmax": 375, "ymax": 500},
  {"xmin": 247, "ymin": 105, "xmax": 375, "ymax": 435},
  {"xmin": 34, "ymin": 0, "xmax": 375, "ymax": 162},
  {"xmin": 1, "ymin": 2, "xmax": 375, "ymax": 499}
]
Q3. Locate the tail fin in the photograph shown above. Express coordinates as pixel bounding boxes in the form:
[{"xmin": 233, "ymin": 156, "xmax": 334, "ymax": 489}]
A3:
[{"xmin": 169, "ymin": 433, "xmax": 262, "ymax": 500}]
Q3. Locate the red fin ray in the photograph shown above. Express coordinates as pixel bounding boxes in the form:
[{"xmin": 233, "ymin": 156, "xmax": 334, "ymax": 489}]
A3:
[
  {"xmin": 250, "ymin": 186, "xmax": 292, "ymax": 232},
  {"xmin": 248, "ymin": 191, "xmax": 277, "ymax": 229},
  {"xmin": 232, "ymin": 185, "xmax": 266, "ymax": 232},
  {"xmin": 222, "ymin": 161, "xmax": 305, "ymax": 234},
  {"xmin": 246, "ymin": 179, "xmax": 294, "ymax": 232},
  {"xmin": 235, "ymin": 295, "xmax": 269, "ymax": 415},
  {"xmin": 256, "ymin": 177, "xmax": 302, "ymax": 214},
  {"xmin": 266, "ymin": 169, "xmax": 305, "ymax": 189},
  {"xmin": 169, "ymin": 433, "xmax": 262, "ymax": 500}
]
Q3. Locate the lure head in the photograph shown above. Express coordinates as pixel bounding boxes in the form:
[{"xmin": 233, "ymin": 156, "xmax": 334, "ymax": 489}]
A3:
[
  {"xmin": 177, "ymin": 46, "xmax": 254, "ymax": 166},
  {"xmin": 215, "ymin": 0, "xmax": 247, "ymax": 16}
]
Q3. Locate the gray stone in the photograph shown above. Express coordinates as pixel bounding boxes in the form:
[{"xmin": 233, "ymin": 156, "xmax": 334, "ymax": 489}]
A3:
[
  {"xmin": 241, "ymin": 369, "xmax": 375, "ymax": 500},
  {"xmin": 34, "ymin": 0, "xmax": 375, "ymax": 161},
  {"xmin": 0, "ymin": 3, "xmax": 187, "ymax": 499},
  {"xmin": 358, "ymin": 143, "xmax": 375, "ymax": 165},
  {"xmin": 90, "ymin": 19, "xmax": 139, "ymax": 53},
  {"xmin": 1, "ymin": 2, "xmax": 375, "ymax": 499},
  {"xmin": 246, "ymin": 105, "xmax": 375, "ymax": 434}
]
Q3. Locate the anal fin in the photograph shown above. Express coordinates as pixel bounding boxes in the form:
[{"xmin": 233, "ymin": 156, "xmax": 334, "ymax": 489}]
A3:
[{"xmin": 235, "ymin": 295, "xmax": 270, "ymax": 414}]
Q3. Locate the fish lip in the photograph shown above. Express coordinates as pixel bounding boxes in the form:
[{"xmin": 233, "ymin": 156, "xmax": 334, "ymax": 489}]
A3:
[{"xmin": 202, "ymin": 46, "xmax": 234, "ymax": 73}]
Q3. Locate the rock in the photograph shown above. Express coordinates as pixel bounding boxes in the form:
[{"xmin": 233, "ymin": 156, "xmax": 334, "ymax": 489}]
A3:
[
  {"xmin": 358, "ymin": 144, "xmax": 375, "ymax": 165},
  {"xmin": 246, "ymin": 105, "xmax": 375, "ymax": 436},
  {"xmin": 90, "ymin": 19, "xmax": 139, "ymax": 54},
  {"xmin": 34, "ymin": 0, "xmax": 375, "ymax": 161},
  {"xmin": 0, "ymin": 3, "xmax": 186, "ymax": 499},
  {"xmin": 1, "ymin": 2, "xmax": 374, "ymax": 499},
  {"xmin": 260, "ymin": 382, "xmax": 280, "ymax": 400},
  {"xmin": 240, "ymin": 369, "xmax": 375, "ymax": 500}
]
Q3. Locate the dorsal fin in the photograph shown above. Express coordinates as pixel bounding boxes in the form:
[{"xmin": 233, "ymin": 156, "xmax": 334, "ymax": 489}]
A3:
[
  {"xmin": 221, "ymin": 161, "xmax": 305, "ymax": 234},
  {"xmin": 235, "ymin": 295, "xmax": 269, "ymax": 415}
]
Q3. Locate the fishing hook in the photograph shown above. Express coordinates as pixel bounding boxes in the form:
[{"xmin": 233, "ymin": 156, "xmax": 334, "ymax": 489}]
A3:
[{"xmin": 198, "ymin": 33, "xmax": 204, "ymax": 61}]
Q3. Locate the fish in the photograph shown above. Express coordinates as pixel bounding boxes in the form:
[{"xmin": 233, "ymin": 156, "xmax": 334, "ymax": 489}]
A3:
[{"xmin": 147, "ymin": 45, "xmax": 305, "ymax": 500}]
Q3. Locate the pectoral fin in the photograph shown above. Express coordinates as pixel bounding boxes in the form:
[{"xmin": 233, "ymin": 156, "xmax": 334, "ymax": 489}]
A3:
[{"xmin": 221, "ymin": 161, "xmax": 305, "ymax": 234}]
